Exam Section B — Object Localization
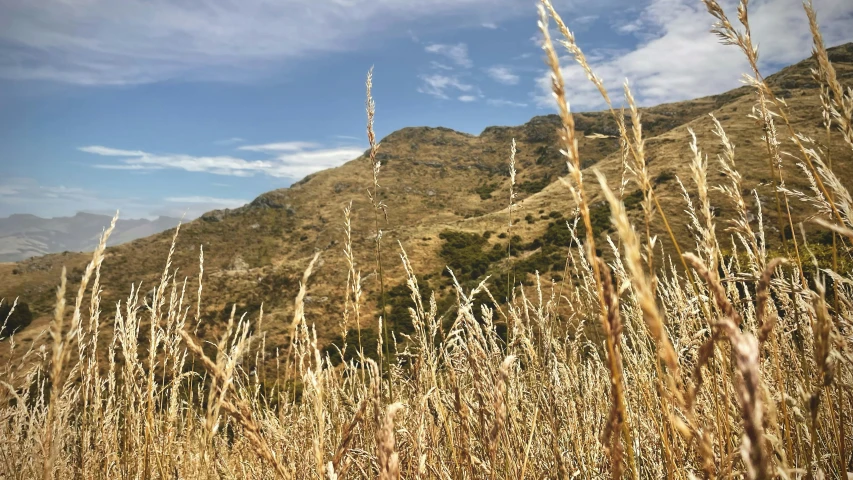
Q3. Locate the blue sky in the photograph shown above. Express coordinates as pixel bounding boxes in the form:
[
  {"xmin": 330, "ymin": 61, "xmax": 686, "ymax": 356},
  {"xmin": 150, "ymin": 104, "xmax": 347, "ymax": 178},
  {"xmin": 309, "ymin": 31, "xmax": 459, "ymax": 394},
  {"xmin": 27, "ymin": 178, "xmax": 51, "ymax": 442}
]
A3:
[{"xmin": 1, "ymin": 0, "xmax": 852, "ymax": 220}]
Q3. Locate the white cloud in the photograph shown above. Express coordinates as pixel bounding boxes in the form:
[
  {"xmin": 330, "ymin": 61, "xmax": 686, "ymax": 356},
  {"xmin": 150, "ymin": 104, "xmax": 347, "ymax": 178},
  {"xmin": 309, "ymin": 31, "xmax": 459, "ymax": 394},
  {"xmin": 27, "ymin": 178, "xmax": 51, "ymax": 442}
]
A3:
[
  {"xmin": 458, "ymin": 95, "xmax": 478, "ymax": 102},
  {"xmin": 39, "ymin": 185, "xmax": 92, "ymax": 199},
  {"xmin": 214, "ymin": 137, "xmax": 245, "ymax": 146},
  {"xmin": 79, "ymin": 146, "xmax": 146, "ymax": 156},
  {"xmin": 486, "ymin": 66, "xmax": 520, "ymax": 85},
  {"xmin": 93, "ymin": 164, "xmax": 160, "ymax": 171},
  {"xmin": 238, "ymin": 141, "xmax": 320, "ymax": 153},
  {"xmin": 417, "ymin": 74, "xmax": 475, "ymax": 99},
  {"xmin": 487, "ymin": 98, "xmax": 528, "ymax": 107},
  {"xmin": 574, "ymin": 15, "xmax": 599, "ymax": 25},
  {"xmin": 430, "ymin": 61, "xmax": 454, "ymax": 71},
  {"xmin": 424, "ymin": 43, "xmax": 473, "ymax": 68},
  {"xmin": 615, "ymin": 18, "xmax": 645, "ymax": 35},
  {"xmin": 80, "ymin": 142, "xmax": 365, "ymax": 179},
  {"xmin": 1, "ymin": 0, "xmax": 547, "ymax": 85},
  {"xmin": 0, "ymin": 177, "xmax": 140, "ymax": 218},
  {"xmin": 0, "ymin": 177, "xmax": 239, "ymax": 220},
  {"xmin": 482, "ymin": 22, "xmax": 498, "ymax": 29},
  {"xmin": 271, "ymin": 147, "xmax": 368, "ymax": 178},
  {"xmin": 88, "ymin": 151, "xmax": 271, "ymax": 177},
  {"xmin": 535, "ymin": 0, "xmax": 853, "ymax": 111},
  {"xmin": 0, "ymin": 178, "xmax": 96, "ymax": 205},
  {"xmin": 162, "ymin": 196, "xmax": 248, "ymax": 218},
  {"xmin": 154, "ymin": 196, "xmax": 249, "ymax": 219},
  {"xmin": 0, "ymin": 183, "xmax": 26, "ymax": 196}
]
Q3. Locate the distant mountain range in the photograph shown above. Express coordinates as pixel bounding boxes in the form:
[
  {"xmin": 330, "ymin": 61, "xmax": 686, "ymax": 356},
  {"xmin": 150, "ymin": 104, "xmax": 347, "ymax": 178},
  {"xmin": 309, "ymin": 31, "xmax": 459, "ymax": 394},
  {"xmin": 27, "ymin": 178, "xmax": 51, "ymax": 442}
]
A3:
[{"xmin": 0, "ymin": 212, "xmax": 181, "ymax": 262}]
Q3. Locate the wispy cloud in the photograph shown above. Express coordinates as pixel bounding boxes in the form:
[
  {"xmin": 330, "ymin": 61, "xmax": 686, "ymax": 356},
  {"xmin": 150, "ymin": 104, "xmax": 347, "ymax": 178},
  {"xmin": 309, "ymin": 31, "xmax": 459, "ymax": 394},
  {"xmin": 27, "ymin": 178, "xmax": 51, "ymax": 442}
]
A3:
[
  {"xmin": 83, "ymin": 147, "xmax": 268, "ymax": 176},
  {"xmin": 0, "ymin": 0, "xmax": 547, "ymax": 85},
  {"xmin": 487, "ymin": 98, "xmax": 527, "ymax": 107},
  {"xmin": 272, "ymin": 147, "xmax": 368, "ymax": 178},
  {"xmin": 614, "ymin": 18, "xmax": 644, "ymax": 35},
  {"xmin": 486, "ymin": 66, "xmax": 519, "ymax": 85},
  {"xmin": 0, "ymin": 177, "xmax": 139, "ymax": 218},
  {"xmin": 424, "ymin": 43, "xmax": 473, "ymax": 68},
  {"xmin": 481, "ymin": 22, "xmax": 498, "ymax": 29},
  {"xmin": 535, "ymin": 0, "xmax": 853, "ymax": 110},
  {"xmin": 0, "ymin": 178, "xmax": 95, "ymax": 203},
  {"xmin": 458, "ymin": 95, "xmax": 478, "ymax": 102},
  {"xmin": 214, "ymin": 137, "xmax": 245, "ymax": 146},
  {"xmin": 0, "ymin": 175, "xmax": 255, "ymax": 219},
  {"xmin": 80, "ymin": 142, "xmax": 365, "ymax": 179},
  {"xmin": 150, "ymin": 196, "xmax": 250, "ymax": 219},
  {"xmin": 574, "ymin": 14, "xmax": 599, "ymax": 25},
  {"xmin": 79, "ymin": 146, "xmax": 145, "ymax": 157},
  {"xmin": 0, "ymin": 185, "xmax": 22, "ymax": 196},
  {"xmin": 237, "ymin": 141, "xmax": 320, "ymax": 153},
  {"xmin": 430, "ymin": 61, "xmax": 454, "ymax": 71},
  {"xmin": 93, "ymin": 164, "xmax": 159, "ymax": 172},
  {"xmin": 417, "ymin": 74, "xmax": 475, "ymax": 100}
]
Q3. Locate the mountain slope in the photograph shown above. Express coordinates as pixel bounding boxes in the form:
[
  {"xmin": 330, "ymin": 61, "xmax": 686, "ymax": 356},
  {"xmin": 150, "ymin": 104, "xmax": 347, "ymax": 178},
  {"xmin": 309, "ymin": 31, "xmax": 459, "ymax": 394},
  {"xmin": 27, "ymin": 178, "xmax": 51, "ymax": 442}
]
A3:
[
  {"xmin": 0, "ymin": 212, "xmax": 181, "ymax": 262},
  {"xmin": 1, "ymin": 42, "xmax": 852, "ymax": 357}
]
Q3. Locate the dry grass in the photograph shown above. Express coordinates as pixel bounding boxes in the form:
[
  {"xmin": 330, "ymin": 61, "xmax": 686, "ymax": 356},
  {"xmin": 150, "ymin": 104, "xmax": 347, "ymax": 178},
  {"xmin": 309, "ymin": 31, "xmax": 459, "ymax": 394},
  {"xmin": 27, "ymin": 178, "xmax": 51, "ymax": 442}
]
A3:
[{"xmin": 2, "ymin": 1, "xmax": 853, "ymax": 478}]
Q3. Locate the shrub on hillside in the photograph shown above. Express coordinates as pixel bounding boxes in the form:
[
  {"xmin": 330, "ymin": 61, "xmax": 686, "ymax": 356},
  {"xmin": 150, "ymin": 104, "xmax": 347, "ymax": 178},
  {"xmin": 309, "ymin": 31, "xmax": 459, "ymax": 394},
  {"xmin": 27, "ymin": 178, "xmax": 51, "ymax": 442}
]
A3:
[
  {"xmin": 322, "ymin": 327, "xmax": 381, "ymax": 366},
  {"xmin": 474, "ymin": 183, "xmax": 499, "ymax": 200},
  {"xmin": 438, "ymin": 230, "xmax": 504, "ymax": 280},
  {"xmin": 0, "ymin": 302, "xmax": 32, "ymax": 338},
  {"xmin": 517, "ymin": 174, "xmax": 551, "ymax": 194}
]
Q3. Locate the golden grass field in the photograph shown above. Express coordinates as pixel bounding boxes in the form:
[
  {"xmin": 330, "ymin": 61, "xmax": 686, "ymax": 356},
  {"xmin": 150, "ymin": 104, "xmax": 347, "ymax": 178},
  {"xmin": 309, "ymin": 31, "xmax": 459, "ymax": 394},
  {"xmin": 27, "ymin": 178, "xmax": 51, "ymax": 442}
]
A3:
[{"xmin": 1, "ymin": 0, "xmax": 853, "ymax": 478}]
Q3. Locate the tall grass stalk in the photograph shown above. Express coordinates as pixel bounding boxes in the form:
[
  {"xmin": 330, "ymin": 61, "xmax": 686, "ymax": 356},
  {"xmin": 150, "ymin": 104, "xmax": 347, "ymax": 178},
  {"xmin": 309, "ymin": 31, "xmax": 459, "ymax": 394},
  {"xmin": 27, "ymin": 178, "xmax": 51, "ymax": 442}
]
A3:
[
  {"xmin": 506, "ymin": 138, "xmax": 517, "ymax": 304},
  {"xmin": 365, "ymin": 68, "xmax": 392, "ymax": 399}
]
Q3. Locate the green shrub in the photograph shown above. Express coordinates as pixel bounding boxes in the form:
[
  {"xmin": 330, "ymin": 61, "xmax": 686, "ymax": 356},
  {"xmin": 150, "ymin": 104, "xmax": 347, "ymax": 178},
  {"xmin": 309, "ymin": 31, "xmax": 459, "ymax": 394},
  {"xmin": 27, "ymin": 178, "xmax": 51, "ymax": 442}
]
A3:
[
  {"xmin": 438, "ymin": 230, "xmax": 503, "ymax": 280},
  {"xmin": 514, "ymin": 248, "xmax": 564, "ymax": 275},
  {"xmin": 541, "ymin": 220, "xmax": 576, "ymax": 247},
  {"xmin": 518, "ymin": 174, "xmax": 551, "ymax": 194},
  {"xmin": 654, "ymin": 169, "xmax": 676, "ymax": 185},
  {"xmin": 587, "ymin": 202, "xmax": 612, "ymax": 236},
  {"xmin": 509, "ymin": 235, "xmax": 525, "ymax": 251},
  {"xmin": 623, "ymin": 189, "xmax": 644, "ymax": 210},
  {"xmin": 381, "ymin": 277, "xmax": 432, "ymax": 338},
  {"xmin": 474, "ymin": 183, "xmax": 499, "ymax": 200},
  {"xmin": 322, "ymin": 327, "xmax": 381, "ymax": 366},
  {"xmin": 811, "ymin": 229, "xmax": 835, "ymax": 246},
  {"xmin": 0, "ymin": 302, "xmax": 32, "ymax": 338}
]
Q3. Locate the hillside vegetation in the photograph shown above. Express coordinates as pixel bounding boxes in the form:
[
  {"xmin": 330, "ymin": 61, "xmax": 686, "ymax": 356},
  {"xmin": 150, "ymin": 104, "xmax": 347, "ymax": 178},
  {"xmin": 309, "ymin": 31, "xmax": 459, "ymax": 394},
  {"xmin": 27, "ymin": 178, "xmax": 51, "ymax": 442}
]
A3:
[{"xmin": 1, "ymin": 0, "xmax": 853, "ymax": 478}]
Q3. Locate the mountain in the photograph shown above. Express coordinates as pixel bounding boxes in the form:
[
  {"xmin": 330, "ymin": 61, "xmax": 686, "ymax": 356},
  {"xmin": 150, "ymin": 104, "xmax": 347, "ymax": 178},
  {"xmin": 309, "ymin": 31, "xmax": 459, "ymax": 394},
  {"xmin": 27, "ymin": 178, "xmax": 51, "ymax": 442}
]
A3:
[
  {"xmin": 0, "ymin": 212, "xmax": 181, "ymax": 262},
  {"xmin": 1, "ymin": 43, "xmax": 851, "ymax": 358}
]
